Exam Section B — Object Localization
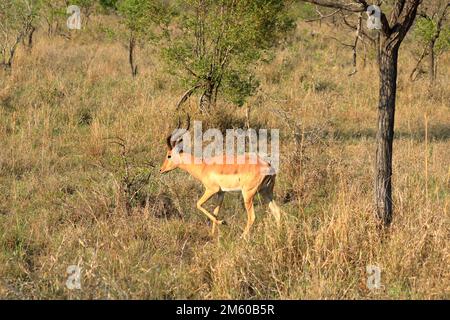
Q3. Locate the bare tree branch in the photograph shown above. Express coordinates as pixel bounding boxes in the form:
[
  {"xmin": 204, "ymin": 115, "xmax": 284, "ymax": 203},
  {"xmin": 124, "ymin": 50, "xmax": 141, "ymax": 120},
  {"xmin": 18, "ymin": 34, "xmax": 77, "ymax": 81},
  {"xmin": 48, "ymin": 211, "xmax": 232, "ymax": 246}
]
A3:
[
  {"xmin": 175, "ymin": 83, "xmax": 202, "ymax": 110},
  {"xmin": 390, "ymin": 0, "xmax": 422, "ymax": 41},
  {"xmin": 305, "ymin": 8, "xmax": 341, "ymax": 22},
  {"xmin": 410, "ymin": 1, "xmax": 449, "ymax": 81},
  {"xmin": 301, "ymin": 0, "xmax": 391, "ymax": 35},
  {"xmin": 409, "ymin": 45, "xmax": 427, "ymax": 80},
  {"xmin": 301, "ymin": 0, "xmax": 366, "ymax": 12},
  {"xmin": 349, "ymin": 13, "xmax": 363, "ymax": 76},
  {"xmin": 340, "ymin": 11, "xmax": 376, "ymax": 43}
]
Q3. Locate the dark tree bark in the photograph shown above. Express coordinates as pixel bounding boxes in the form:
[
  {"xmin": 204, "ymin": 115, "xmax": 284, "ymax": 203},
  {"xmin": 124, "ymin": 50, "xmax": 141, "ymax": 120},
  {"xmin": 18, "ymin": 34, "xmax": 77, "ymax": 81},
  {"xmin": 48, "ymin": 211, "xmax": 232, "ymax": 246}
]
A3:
[
  {"xmin": 374, "ymin": 1, "xmax": 420, "ymax": 226},
  {"xmin": 1, "ymin": 10, "xmax": 34, "ymax": 71},
  {"xmin": 375, "ymin": 44, "xmax": 399, "ymax": 225},
  {"xmin": 301, "ymin": 0, "xmax": 421, "ymax": 226},
  {"xmin": 1, "ymin": 32, "xmax": 24, "ymax": 71},
  {"xmin": 129, "ymin": 33, "xmax": 138, "ymax": 78},
  {"xmin": 199, "ymin": 87, "xmax": 212, "ymax": 114},
  {"xmin": 27, "ymin": 25, "xmax": 36, "ymax": 50},
  {"xmin": 199, "ymin": 79, "xmax": 217, "ymax": 114},
  {"xmin": 428, "ymin": 41, "xmax": 435, "ymax": 81}
]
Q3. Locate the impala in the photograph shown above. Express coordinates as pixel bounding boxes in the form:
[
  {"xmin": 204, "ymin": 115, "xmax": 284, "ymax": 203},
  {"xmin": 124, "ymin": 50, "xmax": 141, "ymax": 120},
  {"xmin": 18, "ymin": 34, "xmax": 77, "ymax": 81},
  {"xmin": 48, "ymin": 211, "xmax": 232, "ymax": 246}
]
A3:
[{"xmin": 159, "ymin": 117, "xmax": 282, "ymax": 237}]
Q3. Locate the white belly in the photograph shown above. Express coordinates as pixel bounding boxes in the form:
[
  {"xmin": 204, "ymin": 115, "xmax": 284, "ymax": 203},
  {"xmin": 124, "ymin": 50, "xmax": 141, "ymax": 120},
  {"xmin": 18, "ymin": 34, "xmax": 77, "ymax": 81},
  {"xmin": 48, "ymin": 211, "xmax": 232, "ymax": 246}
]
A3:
[{"xmin": 220, "ymin": 187, "xmax": 242, "ymax": 192}]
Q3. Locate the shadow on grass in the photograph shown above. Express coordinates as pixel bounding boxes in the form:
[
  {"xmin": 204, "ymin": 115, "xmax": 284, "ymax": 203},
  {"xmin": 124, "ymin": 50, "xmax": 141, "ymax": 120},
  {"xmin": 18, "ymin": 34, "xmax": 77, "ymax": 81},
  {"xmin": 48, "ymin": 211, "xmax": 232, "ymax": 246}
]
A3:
[{"xmin": 332, "ymin": 123, "xmax": 450, "ymax": 142}]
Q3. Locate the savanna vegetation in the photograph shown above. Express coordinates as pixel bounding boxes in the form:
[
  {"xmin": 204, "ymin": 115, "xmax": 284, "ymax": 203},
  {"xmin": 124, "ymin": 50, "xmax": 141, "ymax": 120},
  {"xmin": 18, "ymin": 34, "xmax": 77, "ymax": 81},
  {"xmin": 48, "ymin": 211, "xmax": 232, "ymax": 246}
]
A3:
[{"xmin": 0, "ymin": 0, "xmax": 449, "ymax": 299}]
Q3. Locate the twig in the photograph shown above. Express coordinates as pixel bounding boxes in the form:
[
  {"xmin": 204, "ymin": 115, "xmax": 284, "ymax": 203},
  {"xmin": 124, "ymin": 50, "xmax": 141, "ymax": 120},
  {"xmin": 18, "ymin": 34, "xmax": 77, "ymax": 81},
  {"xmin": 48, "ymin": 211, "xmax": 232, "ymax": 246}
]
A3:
[
  {"xmin": 305, "ymin": 8, "xmax": 341, "ymax": 22},
  {"xmin": 348, "ymin": 13, "xmax": 363, "ymax": 76}
]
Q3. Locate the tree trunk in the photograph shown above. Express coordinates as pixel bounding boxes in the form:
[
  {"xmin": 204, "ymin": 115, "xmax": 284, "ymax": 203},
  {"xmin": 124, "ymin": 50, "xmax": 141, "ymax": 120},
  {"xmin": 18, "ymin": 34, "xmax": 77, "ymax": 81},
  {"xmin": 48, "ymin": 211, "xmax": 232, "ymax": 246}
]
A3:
[
  {"xmin": 1, "ymin": 62, "xmax": 12, "ymax": 71},
  {"xmin": 375, "ymin": 43, "xmax": 399, "ymax": 226},
  {"xmin": 428, "ymin": 41, "xmax": 435, "ymax": 81},
  {"xmin": 129, "ymin": 33, "xmax": 138, "ymax": 78},
  {"xmin": 27, "ymin": 26, "xmax": 36, "ymax": 50},
  {"xmin": 2, "ymin": 33, "xmax": 23, "ymax": 71},
  {"xmin": 375, "ymin": 33, "xmax": 381, "ymax": 66},
  {"xmin": 199, "ymin": 81, "xmax": 214, "ymax": 114},
  {"xmin": 301, "ymin": 0, "xmax": 421, "ymax": 228}
]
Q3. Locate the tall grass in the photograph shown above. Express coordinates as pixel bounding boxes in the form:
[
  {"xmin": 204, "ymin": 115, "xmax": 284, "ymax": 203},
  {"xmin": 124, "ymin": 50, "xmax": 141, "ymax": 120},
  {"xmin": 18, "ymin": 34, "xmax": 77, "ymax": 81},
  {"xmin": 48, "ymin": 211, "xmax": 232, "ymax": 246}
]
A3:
[{"xmin": 0, "ymin": 18, "xmax": 448, "ymax": 299}]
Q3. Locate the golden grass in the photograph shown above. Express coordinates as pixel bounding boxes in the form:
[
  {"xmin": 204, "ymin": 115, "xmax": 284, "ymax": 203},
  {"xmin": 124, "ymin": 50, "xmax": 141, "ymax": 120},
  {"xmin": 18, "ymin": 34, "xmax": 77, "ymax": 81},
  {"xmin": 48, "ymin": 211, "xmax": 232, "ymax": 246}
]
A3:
[{"xmin": 0, "ymin": 20, "xmax": 449, "ymax": 299}]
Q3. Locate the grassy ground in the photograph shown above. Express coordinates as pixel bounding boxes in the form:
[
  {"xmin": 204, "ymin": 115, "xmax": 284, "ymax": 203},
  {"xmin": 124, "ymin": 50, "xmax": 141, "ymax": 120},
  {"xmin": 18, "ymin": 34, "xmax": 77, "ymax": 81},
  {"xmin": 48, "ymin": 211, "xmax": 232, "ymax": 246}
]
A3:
[{"xmin": 0, "ymin": 17, "xmax": 449, "ymax": 299}]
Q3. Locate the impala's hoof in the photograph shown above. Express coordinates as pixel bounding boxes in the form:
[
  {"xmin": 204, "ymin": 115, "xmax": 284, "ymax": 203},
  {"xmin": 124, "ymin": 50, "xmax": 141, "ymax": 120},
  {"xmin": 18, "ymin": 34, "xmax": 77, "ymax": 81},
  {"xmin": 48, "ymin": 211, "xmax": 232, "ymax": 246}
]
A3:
[{"xmin": 218, "ymin": 220, "xmax": 227, "ymax": 226}]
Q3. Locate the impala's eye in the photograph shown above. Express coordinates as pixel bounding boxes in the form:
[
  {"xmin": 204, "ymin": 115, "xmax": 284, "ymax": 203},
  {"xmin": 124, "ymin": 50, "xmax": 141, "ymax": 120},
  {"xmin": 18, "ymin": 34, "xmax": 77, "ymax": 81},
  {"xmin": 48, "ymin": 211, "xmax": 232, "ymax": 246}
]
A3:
[{"xmin": 167, "ymin": 155, "xmax": 171, "ymax": 159}]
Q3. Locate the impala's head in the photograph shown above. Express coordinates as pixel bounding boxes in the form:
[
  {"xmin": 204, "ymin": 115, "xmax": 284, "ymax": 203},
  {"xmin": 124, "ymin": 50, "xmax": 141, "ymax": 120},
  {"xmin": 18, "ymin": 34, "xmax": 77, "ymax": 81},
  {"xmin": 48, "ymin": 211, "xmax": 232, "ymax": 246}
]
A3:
[{"xmin": 160, "ymin": 115, "xmax": 190, "ymax": 174}]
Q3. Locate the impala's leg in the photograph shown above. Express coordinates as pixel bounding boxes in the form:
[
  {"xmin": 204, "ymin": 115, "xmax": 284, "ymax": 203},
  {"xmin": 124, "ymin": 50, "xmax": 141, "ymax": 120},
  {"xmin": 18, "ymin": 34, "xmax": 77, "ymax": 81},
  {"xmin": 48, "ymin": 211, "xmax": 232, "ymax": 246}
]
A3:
[
  {"xmin": 268, "ymin": 200, "xmax": 281, "ymax": 226},
  {"xmin": 211, "ymin": 191, "xmax": 225, "ymax": 235},
  {"xmin": 260, "ymin": 191, "xmax": 281, "ymax": 225},
  {"xmin": 259, "ymin": 176, "xmax": 281, "ymax": 226},
  {"xmin": 197, "ymin": 188, "xmax": 224, "ymax": 231},
  {"xmin": 242, "ymin": 189, "xmax": 257, "ymax": 238}
]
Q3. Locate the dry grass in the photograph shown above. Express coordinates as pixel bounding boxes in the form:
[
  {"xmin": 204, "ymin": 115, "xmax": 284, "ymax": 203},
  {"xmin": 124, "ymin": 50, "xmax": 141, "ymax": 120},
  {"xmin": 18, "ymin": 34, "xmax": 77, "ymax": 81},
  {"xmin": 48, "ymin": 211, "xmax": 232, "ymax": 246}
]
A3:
[{"xmin": 0, "ymin": 18, "xmax": 449, "ymax": 299}]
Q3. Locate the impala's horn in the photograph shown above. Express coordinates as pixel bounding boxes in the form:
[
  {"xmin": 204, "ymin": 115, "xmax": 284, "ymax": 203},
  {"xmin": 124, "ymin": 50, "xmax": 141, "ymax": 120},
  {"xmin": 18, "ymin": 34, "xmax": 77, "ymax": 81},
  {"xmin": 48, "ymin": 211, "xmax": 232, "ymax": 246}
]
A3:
[
  {"xmin": 166, "ymin": 114, "xmax": 190, "ymax": 149},
  {"xmin": 166, "ymin": 134, "xmax": 173, "ymax": 149},
  {"xmin": 185, "ymin": 114, "xmax": 191, "ymax": 131},
  {"xmin": 175, "ymin": 114, "xmax": 191, "ymax": 146}
]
